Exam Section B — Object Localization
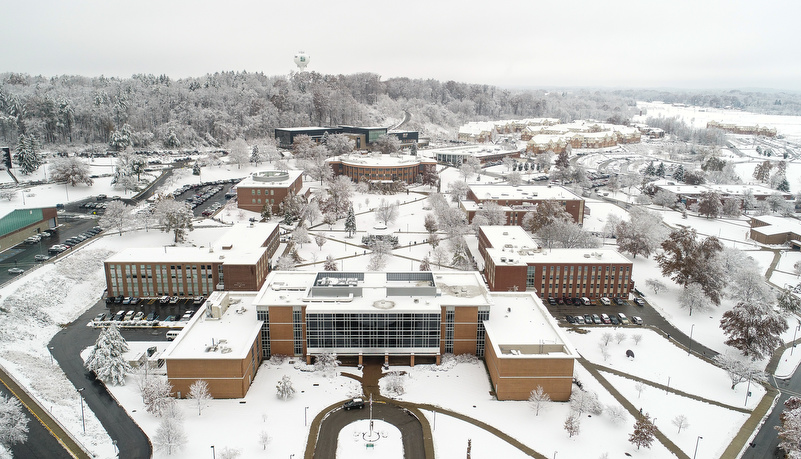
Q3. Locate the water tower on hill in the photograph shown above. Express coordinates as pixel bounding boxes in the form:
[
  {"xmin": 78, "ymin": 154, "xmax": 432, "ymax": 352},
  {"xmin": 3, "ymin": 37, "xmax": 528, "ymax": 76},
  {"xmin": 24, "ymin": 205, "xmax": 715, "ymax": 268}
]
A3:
[{"xmin": 294, "ymin": 51, "xmax": 310, "ymax": 72}]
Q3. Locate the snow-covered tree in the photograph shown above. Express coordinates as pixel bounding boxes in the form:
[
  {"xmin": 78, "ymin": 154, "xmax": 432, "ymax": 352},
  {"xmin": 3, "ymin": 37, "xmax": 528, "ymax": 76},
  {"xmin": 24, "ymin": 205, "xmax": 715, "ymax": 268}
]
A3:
[
  {"xmin": 188, "ymin": 380, "xmax": 212, "ymax": 416},
  {"xmin": 424, "ymin": 213, "xmax": 438, "ymax": 236},
  {"xmin": 607, "ymin": 405, "xmax": 626, "ymax": 425},
  {"xmin": 645, "ymin": 278, "xmax": 667, "ymax": 295},
  {"xmin": 154, "ymin": 199, "xmax": 194, "ymax": 243},
  {"xmin": 507, "ymin": 171, "xmax": 523, "ymax": 186},
  {"xmin": 615, "ymin": 331, "xmax": 626, "ymax": 344},
  {"xmin": 564, "ymin": 413, "xmax": 581, "ymax": 438},
  {"xmin": 652, "ymin": 189, "xmax": 677, "ymax": 208},
  {"xmin": 99, "ymin": 201, "xmax": 131, "ymax": 236},
  {"xmin": 714, "ymin": 352, "xmax": 766, "ymax": 389},
  {"xmin": 656, "ymin": 227, "xmax": 724, "ymax": 304},
  {"xmin": 260, "ymin": 202, "xmax": 272, "ymax": 220},
  {"xmin": 192, "ymin": 161, "xmax": 201, "ymax": 176},
  {"xmin": 680, "ymin": 283, "xmax": 713, "ymax": 316},
  {"xmin": 250, "ymin": 144, "xmax": 262, "ymax": 165},
  {"xmin": 0, "ymin": 394, "xmax": 29, "ymax": 449},
  {"xmin": 374, "ymin": 134, "xmax": 401, "ymax": 155},
  {"xmin": 538, "ymin": 219, "xmax": 599, "ymax": 249},
  {"xmin": 218, "ymin": 446, "xmax": 241, "ymax": 459},
  {"xmin": 697, "ymin": 191, "xmax": 722, "ymax": 218},
  {"xmin": 528, "ymin": 385, "xmax": 551, "ymax": 416},
  {"xmin": 315, "ymin": 233, "xmax": 327, "ymax": 251},
  {"xmin": 314, "ymin": 353, "xmax": 340, "ymax": 378},
  {"xmin": 629, "ymin": 414, "xmax": 657, "ymax": 450},
  {"xmin": 432, "ymin": 246, "xmax": 449, "ymax": 269},
  {"xmin": 325, "ymin": 175, "xmax": 354, "ymax": 218},
  {"xmin": 227, "ymin": 138, "xmax": 250, "ymax": 169},
  {"xmin": 632, "ymin": 333, "xmax": 643, "ymax": 345},
  {"xmin": 375, "ymin": 199, "xmax": 399, "ymax": 226},
  {"xmin": 276, "ymin": 375, "xmax": 295, "ymax": 400},
  {"xmin": 50, "ymin": 156, "xmax": 94, "ymax": 187},
  {"xmin": 476, "ymin": 201, "xmax": 506, "ymax": 226},
  {"xmin": 419, "ymin": 256, "xmax": 431, "ymax": 271},
  {"xmin": 84, "ymin": 323, "xmax": 132, "ymax": 386},
  {"xmin": 344, "ymin": 205, "xmax": 356, "ymax": 238},
  {"xmin": 600, "ymin": 332, "xmax": 613, "ymax": 346},
  {"xmin": 323, "ymin": 255, "xmax": 338, "ymax": 271},
  {"xmin": 383, "ymin": 371, "xmax": 406, "ymax": 396},
  {"xmin": 570, "ymin": 390, "xmax": 603, "ymax": 416},
  {"xmin": 325, "ymin": 133, "xmax": 355, "ymax": 156},
  {"xmin": 14, "ymin": 134, "xmax": 42, "ymax": 175},
  {"xmin": 727, "ymin": 265, "xmax": 773, "ymax": 304},
  {"xmin": 153, "ymin": 411, "xmax": 186, "ymax": 455},
  {"xmin": 521, "ymin": 201, "xmax": 571, "ymax": 234},
  {"xmin": 275, "ymin": 256, "xmax": 296, "ymax": 271},
  {"xmin": 448, "ymin": 180, "xmax": 469, "ymax": 202},
  {"xmin": 142, "ymin": 376, "xmax": 175, "ymax": 416},
  {"xmin": 778, "ymin": 288, "xmax": 801, "ymax": 316},
  {"xmin": 293, "ymin": 225, "xmax": 310, "ymax": 248},
  {"xmin": 721, "ymin": 300, "xmax": 788, "ymax": 360},
  {"xmin": 615, "ymin": 208, "xmax": 668, "ymax": 259},
  {"xmin": 672, "ymin": 414, "xmax": 689, "ymax": 433},
  {"xmin": 777, "ymin": 397, "xmax": 801, "ymax": 457},
  {"xmin": 258, "ymin": 430, "xmax": 271, "ymax": 450}
]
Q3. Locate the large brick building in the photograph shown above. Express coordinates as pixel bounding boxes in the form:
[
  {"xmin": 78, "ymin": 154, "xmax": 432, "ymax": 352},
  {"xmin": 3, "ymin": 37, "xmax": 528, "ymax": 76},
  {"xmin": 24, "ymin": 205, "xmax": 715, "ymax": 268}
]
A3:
[
  {"xmin": 103, "ymin": 223, "xmax": 280, "ymax": 298},
  {"xmin": 327, "ymin": 152, "xmax": 437, "ymax": 184},
  {"xmin": 478, "ymin": 226, "xmax": 634, "ymax": 300},
  {"xmin": 234, "ymin": 170, "xmax": 304, "ymax": 214},
  {"xmin": 461, "ymin": 185, "xmax": 585, "ymax": 226}
]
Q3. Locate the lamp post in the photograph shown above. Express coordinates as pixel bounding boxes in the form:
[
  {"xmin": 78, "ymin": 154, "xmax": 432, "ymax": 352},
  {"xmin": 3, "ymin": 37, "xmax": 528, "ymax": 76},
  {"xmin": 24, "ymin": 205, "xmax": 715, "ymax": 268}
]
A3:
[
  {"xmin": 745, "ymin": 371, "xmax": 752, "ymax": 406},
  {"xmin": 688, "ymin": 323, "xmax": 695, "ymax": 356},
  {"xmin": 211, "ymin": 445, "xmax": 215, "ymax": 459},
  {"xmin": 48, "ymin": 346, "xmax": 54, "ymax": 364},
  {"xmin": 693, "ymin": 436, "xmax": 703, "ymax": 459},
  {"xmin": 76, "ymin": 388, "xmax": 85, "ymax": 433},
  {"xmin": 792, "ymin": 321, "xmax": 801, "ymax": 356},
  {"xmin": 304, "ymin": 406, "xmax": 309, "ymax": 427}
]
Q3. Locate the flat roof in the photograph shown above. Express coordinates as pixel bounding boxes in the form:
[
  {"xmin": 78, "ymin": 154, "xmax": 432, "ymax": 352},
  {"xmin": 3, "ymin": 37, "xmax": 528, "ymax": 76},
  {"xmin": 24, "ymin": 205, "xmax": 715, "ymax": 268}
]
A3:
[
  {"xmin": 480, "ymin": 225, "xmax": 631, "ymax": 266},
  {"xmin": 484, "ymin": 292, "xmax": 577, "ymax": 358},
  {"xmin": 163, "ymin": 291, "xmax": 262, "ymax": 360},
  {"xmin": 275, "ymin": 126, "xmax": 332, "ymax": 132},
  {"xmin": 656, "ymin": 182, "xmax": 790, "ymax": 198},
  {"xmin": 255, "ymin": 271, "xmax": 492, "ymax": 312},
  {"xmin": 751, "ymin": 215, "xmax": 801, "ymax": 236},
  {"xmin": 468, "ymin": 184, "xmax": 583, "ymax": 202},
  {"xmin": 327, "ymin": 153, "xmax": 435, "ymax": 168},
  {"xmin": 423, "ymin": 144, "xmax": 521, "ymax": 158},
  {"xmin": 106, "ymin": 222, "xmax": 277, "ymax": 265},
  {"xmin": 235, "ymin": 169, "xmax": 303, "ymax": 189}
]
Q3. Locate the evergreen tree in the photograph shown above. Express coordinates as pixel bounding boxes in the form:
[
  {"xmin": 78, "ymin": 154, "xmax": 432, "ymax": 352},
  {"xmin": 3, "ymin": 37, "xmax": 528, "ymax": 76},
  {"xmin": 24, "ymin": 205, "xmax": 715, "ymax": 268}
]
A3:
[
  {"xmin": 344, "ymin": 205, "xmax": 357, "ymax": 238},
  {"xmin": 14, "ymin": 134, "xmax": 42, "ymax": 175},
  {"xmin": 85, "ymin": 324, "xmax": 132, "ymax": 386},
  {"xmin": 250, "ymin": 145, "xmax": 261, "ymax": 165},
  {"xmin": 0, "ymin": 394, "xmax": 29, "ymax": 449},
  {"xmin": 192, "ymin": 162, "xmax": 201, "ymax": 176},
  {"xmin": 673, "ymin": 164, "xmax": 685, "ymax": 182},
  {"xmin": 644, "ymin": 161, "xmax": 656, "ymax": 176},
  {"xmin": 419, "ymin": 256, "xmax": 431, "ymax": 271},
  {"xmin": 778, "ymin": 177, "xmax": 791, "ymax": 192},
  {"xmin": 656, "ymin": 162, "xmax": 666, "ymax": 177},
  {"xmin": 260, "ymin": 203, "xmax": 272, "ymax": 220},
  {"xmin": 323, "ymin": 255, "xmax": 338, "ymax": 271}
]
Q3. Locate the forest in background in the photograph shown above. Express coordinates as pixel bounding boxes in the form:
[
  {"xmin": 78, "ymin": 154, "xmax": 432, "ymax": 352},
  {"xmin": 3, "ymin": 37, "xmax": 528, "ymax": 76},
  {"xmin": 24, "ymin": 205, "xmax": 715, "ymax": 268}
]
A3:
[{"xmin": 1, "ymin": 70, "xmax": 799, "ymax": 152}]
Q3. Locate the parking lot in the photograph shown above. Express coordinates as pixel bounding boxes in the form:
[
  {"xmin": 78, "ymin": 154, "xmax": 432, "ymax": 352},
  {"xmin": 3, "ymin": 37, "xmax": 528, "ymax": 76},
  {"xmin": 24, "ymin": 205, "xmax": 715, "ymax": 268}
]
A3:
[
  {"xmin": 94, "ymin": 296, "xmax": 206, "ymax": 330},
  {"xmin": 545, "ymin": 296, "xmax": 650, "ymax": 328}
]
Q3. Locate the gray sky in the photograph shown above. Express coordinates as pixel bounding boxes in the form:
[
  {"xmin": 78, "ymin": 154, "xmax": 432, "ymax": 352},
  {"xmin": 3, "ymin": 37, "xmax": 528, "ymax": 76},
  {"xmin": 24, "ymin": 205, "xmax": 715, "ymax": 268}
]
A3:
[{"xmin": 4, "ymin": 0, "xmax": 801, "ymax": 90}]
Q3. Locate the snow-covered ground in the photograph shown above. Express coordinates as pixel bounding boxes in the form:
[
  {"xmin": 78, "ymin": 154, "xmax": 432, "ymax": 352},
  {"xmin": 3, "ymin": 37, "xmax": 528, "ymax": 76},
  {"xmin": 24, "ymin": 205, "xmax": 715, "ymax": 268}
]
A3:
[{"xmin": 3, "ymin": 116, "xmax": 801, "ymax": 458}]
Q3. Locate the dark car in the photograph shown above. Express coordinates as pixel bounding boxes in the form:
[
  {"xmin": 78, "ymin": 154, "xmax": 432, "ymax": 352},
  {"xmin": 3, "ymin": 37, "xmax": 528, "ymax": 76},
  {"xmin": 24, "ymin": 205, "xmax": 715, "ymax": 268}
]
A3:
[
  {"xmin": 609, "ymin": 315, "xmax": 619, "ymax": 325},
  {"xmin": 343, "ymin": 398, "xmax": 365, "ymax": 410},
  {"xmin": 583, "ymin": 314, "xmax": 593, "ymax": 324},
  {"xmin": 573, "ymin": 298, "xmax": 582, "ymax": 306},
  {"xmin": 565, "ymin": 315, "xmax": 575, "ymax": 324},
  {"xmin": 114, "ymin": 295, "xmax": 124, "ymax": 304},
  {"xmin": 547, "ymin": 298, "xmax": 556, "ymax": 305},
  {"xmin": 614, "ymin": 297, "xmax": 624, "ymax": 305},
  {"xmin": 146, "ymin": 312, "xmax": 159, "ymax": 321}
]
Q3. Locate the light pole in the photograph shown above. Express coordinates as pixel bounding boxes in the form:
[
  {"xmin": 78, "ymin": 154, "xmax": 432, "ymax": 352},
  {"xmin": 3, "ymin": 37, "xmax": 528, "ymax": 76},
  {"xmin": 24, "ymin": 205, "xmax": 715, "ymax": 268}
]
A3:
[
  {"xmin": 792, "ymin": 321, "xmax": 801, "ymax": 356},
  {"xmin": 745, "ymin": 370, "xmax": 752, "ymax": 406},
  {"xmin": 48, "ymin": 346, "xmax": 54, "ymax": 364},
  {"xmin": 693, "ymin": 436, "xmax": 703, "ymax": 459},
  {"xmin": 688, "ymin": 323, "xmax": 695, "ymax": 356},
  {"xmin": 304, "ymin": 406, "xmax": 309, "ymax": 427},
  {"xmin": 77, "ymin": 388, "xmax": 85, "ymax": 433},
  {"xmin": 211, "ymin": 445, "xmax": 215, "ymax": 459}
]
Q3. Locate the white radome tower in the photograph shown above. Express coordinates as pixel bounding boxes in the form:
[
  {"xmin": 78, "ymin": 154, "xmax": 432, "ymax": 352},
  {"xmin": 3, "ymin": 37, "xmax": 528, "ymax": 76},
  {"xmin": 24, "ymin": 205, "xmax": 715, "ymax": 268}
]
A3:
[{"xmin": 294, "ymin": 51, "xmax": 310, "ymax": 71}]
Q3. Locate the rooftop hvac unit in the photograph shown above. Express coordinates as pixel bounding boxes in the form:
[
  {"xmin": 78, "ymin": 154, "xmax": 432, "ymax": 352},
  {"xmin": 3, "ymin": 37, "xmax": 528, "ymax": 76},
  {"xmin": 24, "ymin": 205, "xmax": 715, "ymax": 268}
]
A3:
[{"xmin": 500, "ymin": 257, "xmax": 507, "ymax": 262}]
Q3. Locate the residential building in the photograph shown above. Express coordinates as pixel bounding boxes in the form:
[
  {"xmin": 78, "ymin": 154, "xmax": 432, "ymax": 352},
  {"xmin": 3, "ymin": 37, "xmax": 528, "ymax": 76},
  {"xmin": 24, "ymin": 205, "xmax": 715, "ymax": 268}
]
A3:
[
  {"xmin": 653, "ymin": 182, "xmax": 792, "ymax": 208},
  {"xmin": 461, "ymin": 185, "xmax": 585, "ymax": 225},
  {"xmin": 274, "ymin": 126, "xmax": 419, "ymax": 150},
  {"xmin": 477, "ymin": 225, "xmax": 633, "ymax": 299},
  {"xmin": 103, "ymin": 223, "xmax": 280, "ymax": 297},
  {"xmin": 234, "ymin": 170, "xmax": 304, "ymax": 214}
]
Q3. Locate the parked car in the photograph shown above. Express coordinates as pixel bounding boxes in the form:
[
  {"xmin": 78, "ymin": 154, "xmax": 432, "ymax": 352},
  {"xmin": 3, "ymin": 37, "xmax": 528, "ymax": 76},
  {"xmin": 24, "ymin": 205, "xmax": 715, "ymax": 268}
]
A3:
[
  {"xmin": 122, "ymin": 297, "xmax": 132, "ymax": 305},
  {"xmin": 169, "ymin": 296, "xmax": 179, "ymax": 304},
  {"xmin": 613, "ymin": 297, "xmax": 624, "ymax": 305},
  {"xmin": 547, "ymin": 297, "xmax": 556, "ymax": 305},
  {"xmin": 343, "ymin": 398, "xmax": 365, "ymax": 410},
  {"xmin": 193, "ymin": 296, "xmax": 205, "ymax": 305},
  {"xmin": 34, "ymin": 254, "xmax": 50, "ymax": 262},
  {"xmin": 123, "ymin": 310, "xmax": 135, "ymax": 321},
  {"xmin": 609, "ymin": 315, "xmax": 619, "ymax": 325},
  {"xmin": 600, "ymin": 297, "xmax": 611, "ymax": 306},
  {"xmin": 618, "ymin": 313, "xmax": 630, "ymax": 325},
  {"xmin": 600, "ymin": 313, "xmax": 611, "ymax": 324},
  {"xmin": 591, "ymin": 314, "xmax": 602, "ymax": 324},
  {"xmin": 634, "ymin": 298, "xmax": 645, "ymax": 306},
  {"xmin": 133, "ymin": 311, "xmax": 145, "ymax": 321},
  {"xmin": 146, "ymin": 312, "xmax": 159, "ymax": 321},
  {"xmin": 114, "ymin": 295, "xmax": 124, "ymax": 304},
  {"xmin": 94, "ymin": 313, "xmax": 106, "ymax": 322},
  {"xmin": 24, "ymin": 235, "xmax": 41, "ymax": 244},
  {"xmin": 163, "ymin": 315, "xmax": 176, "ymax": 322},
  {"xmin": 7, "ymin": 267, "xmax": 24, "ymax": 275},
  {"xmin": 112, "ymin": 311, "xmax": 125, "ymax": 321},
  {"xmin": 48, "ymin": 244, "xmax": 68, "ymax": 254},
  {"xmin": 130, "ymin": 297, "xmax": 141, "ymax": 305},
  {"xmin": 565, "ymin": 315, "xmax": 575, "ymax": 324},
  {"xmin": 583, "ymin": 314, "xmax": 593, "ymax": 324},
  {"xmin": 632, "ymin": 316, "xmax": 643, "ymax": 325}
]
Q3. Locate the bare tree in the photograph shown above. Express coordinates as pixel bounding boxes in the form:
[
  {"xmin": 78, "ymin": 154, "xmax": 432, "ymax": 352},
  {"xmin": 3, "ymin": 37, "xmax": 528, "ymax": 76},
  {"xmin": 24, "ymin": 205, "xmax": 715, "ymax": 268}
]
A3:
[
  {"xmin": 276, "ymin": 375, "xmax": 295, "ymax": 400},
  {"xmin": 680, "ymin": 283, "xmax": 713, "ymax": 316},
  {"xmin": 601, "ymin": 332, "xmax": 613, "ymax": 346},
  {"xmin": 564, "ymin": 413, "xmax": 581, "ymax": 438},
  {"xmin": 607, "ymin": 405, "xmax": 626, "ymax": 425},
  {"xmin": 527, "ymin": 385, "xmax": 551, "ymax": 416},
  {"xmin": 672, "ymin": 414, "xmax": 690, "ymax": 433},
  {"xmin": 153, "ymin": 410, "xmax": 186, "ymax": 455},
  {"xmin": 258, "ymin": 430, "xmax": 271, "ymax": 450},
  {"xmin": 383, "ymin": 371, "xmax": 407, "ymax": 396},
  {"xmin": 99, "ymin": 201, "xmax": 131, "ymax": 236},
  {"xmin": 599, "ymin": 343, "xmax": 611, "ymax": 362},
  {"xmin": 188, "ymin": 380, "xmax": 212, "ymax": 416},
  {"xmin": 635, "ymin": 382, "xmax": 646, "ymax": 398},
  {"xmin": 375, "ymin": 199, "xmax": 399, "ymax": 226},
  {"xmin": 632, "ymin": 333, "xmax": 643, "ymax": 346},
  {"xmin": 315, "ymin": 233, "xmax": 327, "ymax": 251},
  {"xmin": 615, "ymin": 331, "xmax": 627, "ymax": 344},
  {"xmin": 645, "ymin": 278, "xmax": 667, "ymax": 295}
]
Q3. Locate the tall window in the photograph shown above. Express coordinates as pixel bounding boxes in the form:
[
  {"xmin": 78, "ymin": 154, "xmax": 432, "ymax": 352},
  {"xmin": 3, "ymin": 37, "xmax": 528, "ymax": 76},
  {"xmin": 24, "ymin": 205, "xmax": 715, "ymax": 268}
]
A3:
[
  {"xmin": 444, "ymin": 308, "xmax": 455, "ymax": 354},
  {"xmin": 257, "ymin": 310, "xmax": 270, "ymax": 358},
  {"xmin": 293, "ymin": 308, "xmax": 303, "ymax": 355},
  {"xmin": 476, "ymin": 307, "xmax": 490, "ymax": 357}
]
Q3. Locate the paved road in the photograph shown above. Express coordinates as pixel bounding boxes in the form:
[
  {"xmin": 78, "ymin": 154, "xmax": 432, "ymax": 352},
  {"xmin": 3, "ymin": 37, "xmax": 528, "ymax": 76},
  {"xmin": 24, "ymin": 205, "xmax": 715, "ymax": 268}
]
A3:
[
  {"xmin": 49, "ymin": 301, "xmax": 154, "ymax": 459},
  {"xmin": 0, "ymin": 370, "xmax": 77, "ymax": 459},
  {"xmin": 314, "ymin": 401, "xmax": 426, "ymax": 459}
]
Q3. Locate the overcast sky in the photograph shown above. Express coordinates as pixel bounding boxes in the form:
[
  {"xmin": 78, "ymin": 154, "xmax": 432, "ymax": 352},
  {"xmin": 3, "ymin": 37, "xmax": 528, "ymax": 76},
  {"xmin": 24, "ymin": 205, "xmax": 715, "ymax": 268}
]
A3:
[{"xmin": 3, "ymin": 0, "xmax": 800, "ymax": 91}]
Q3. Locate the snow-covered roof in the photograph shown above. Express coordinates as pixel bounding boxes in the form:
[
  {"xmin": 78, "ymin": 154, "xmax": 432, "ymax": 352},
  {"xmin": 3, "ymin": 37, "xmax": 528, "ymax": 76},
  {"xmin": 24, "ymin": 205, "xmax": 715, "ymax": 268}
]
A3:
[
  {"xmin": 254, "ymin": 271, "xmax": 492, "ymax": 312},
  {"xmin": 235, "ymin": 170, "xmax": 303, "ymax": 189},
  {"xmin": 327, "ymin": 152, "xmax": 435, "ymax": 167},
  {"xmin": 468, "ymin": 184, "xmax": 582, "ymax": 202},
  {"xmin": 657, "ymin": 182, "xmax": 791, "ymax": 198},
  {"xmin": 423, "ymin": 144, "xmax": 521, "ymax": 159},
  {"xmin": 163, "ymin": 291, "xmax": 263, "ymax": 360},
  {"xmin": 105, "ymin": 222, "xmax": 278, "ymax": 265},
  {"xmin": 483, "ymin": 292, "xmax": 577, "ymax": 359},
  {"xmin": 750, "ymin": 215, "xmax": 801, "ymax": 236}
]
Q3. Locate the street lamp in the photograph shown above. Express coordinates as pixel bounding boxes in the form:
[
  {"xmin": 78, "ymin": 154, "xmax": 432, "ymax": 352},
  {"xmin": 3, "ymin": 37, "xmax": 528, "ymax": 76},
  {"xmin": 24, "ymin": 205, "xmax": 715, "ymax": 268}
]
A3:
[
  {"xmin": 76, "ymin": 388, "xmax": 86, "ymax": 433},
  {"xmin": 688, "ymin": 323, "xmax": 695, "ymax": 356},
  {"xmin": 48, "ymin": 346, "xmax": 54, "ymax": 364},
  {"xmin": 305, "ymin": 406, "xmax": 309, "ymax": 427},
  {"xmin": 211, "ymin": 445, "xmax": 215, "ymax": 459},
  {"xmin": 792, "ymin": 321, "xmax": 801, "ymax": 356},
  {"xmin": 693, "ymin": 436, "xmax": 703, "ymax": 459}
]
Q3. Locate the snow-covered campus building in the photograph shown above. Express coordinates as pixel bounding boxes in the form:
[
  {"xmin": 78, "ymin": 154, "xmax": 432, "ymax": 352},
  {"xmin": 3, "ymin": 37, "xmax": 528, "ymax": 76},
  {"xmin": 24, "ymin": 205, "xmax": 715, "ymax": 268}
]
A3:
[
  {"xmin": 103, "ymin": 222, "xmax": 280, "ymax": 297},
  {"xmin": 653, "ymin": 181, "xmax": 793, "ymax": 208},
  {"xmin": 523, "ymin": 121, "xmax": 641, "ymax": 154},
  {"xmin": 326, "ymin": 152, "xmax": 437, "ymax": 184},
  {"xmin": 461, "ymin": 184, "xmax": 585, "ymax": 226},
  {"xmin": 457, "ymin": 118, "xmax": 560, "ymax": 143},
  {"xmin": 234, "ymin": 170, "xmax": 305, "ymax": 214},
  {"xmin": 477, "ymin": 225, "xmax": 634, "ymax": 300},
  {"xmin": 423, "ymin": 144, "xmax": 522, "ymax": 166},
  {"xmin": 274, "ymin": 125, "xmax": 419, "ymax": 150},
  {"xmin": 164, "ymin": 270, "xmax": 578, "ymax": 401},
  {"xmin": 749, "ymin": 215, "xmax": 801, "ymax": 246},
  {"xmin": 0, "ymin": 207, "xmax": 59, "ymax": 251}
]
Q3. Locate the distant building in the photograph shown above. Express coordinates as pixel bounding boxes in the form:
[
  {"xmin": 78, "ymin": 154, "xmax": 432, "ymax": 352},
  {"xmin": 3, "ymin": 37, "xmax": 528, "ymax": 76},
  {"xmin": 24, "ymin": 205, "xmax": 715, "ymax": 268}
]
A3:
[
  {"xmin": 477, "ymin": 225, "xmax": 633, "ymax": 299},
  {"xmin": 424, "ymin": 144, "xmax": 522, "ymax": 166},
  {"xmin": 103, "ymin": 223, "xmax": 280, "ymax": 297},
  {"xmin": 653, "ymin": 181, "xmax": 792, "ymax": 208},
  {"xmin": 0, "ymin": 207, "xmax": 59, "ymax": 252},
  {"xmin": 234, "ymin": 170, "xmax": 304, "ymax": 214},
  {"xmin": 327, "ymin": 152, "xmax": 436, "ymax": 184},
  {"xmin": 274, "ymin": 126, "xmax": 418, "ymax": 150},
  {"xmin": 524, "ymin": 121, "xmax": 641, "ymax": 154},
  {"xmin": 457, "ymin": 118, "xmax": 560, "ymax": 143},
  {"xmin": 461, "ymin": 184, "xmax": 585, "ymax": 226},
  {"xmin": 749, "ymin": 215, "xmax": 801, "ymax": 246},
  {"xmin": 707, "ymin": 120, "xmax": 777, "ymax": 137}
]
